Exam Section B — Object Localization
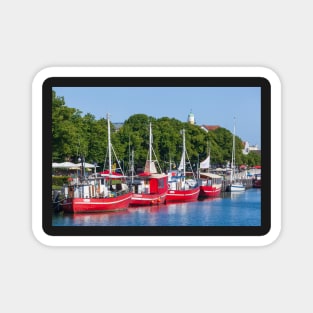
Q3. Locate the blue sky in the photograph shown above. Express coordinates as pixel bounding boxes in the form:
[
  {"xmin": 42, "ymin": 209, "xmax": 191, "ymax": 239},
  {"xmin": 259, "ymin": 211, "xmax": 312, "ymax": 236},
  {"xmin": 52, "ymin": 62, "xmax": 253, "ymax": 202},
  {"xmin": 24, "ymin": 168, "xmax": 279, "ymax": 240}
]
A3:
[{"xmin": 53, "ymin": 87, "xmax": 261, "ymax": 147}]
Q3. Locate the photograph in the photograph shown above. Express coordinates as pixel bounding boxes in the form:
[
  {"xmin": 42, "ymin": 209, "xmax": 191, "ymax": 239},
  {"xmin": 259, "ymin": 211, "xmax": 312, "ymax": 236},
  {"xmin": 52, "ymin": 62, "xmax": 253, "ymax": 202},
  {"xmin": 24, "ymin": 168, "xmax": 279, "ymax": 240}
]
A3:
[{"xmin": 50, "ymin": 84, "xmax": 263, "ymax": 229}]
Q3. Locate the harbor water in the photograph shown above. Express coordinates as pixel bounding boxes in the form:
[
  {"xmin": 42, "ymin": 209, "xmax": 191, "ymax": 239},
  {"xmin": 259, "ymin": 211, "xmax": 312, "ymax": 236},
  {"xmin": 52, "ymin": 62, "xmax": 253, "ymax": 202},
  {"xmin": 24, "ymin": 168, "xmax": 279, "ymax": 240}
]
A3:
[{"xmin": 53, "ymin": 188, "xmax": 261, "ymax": 226}]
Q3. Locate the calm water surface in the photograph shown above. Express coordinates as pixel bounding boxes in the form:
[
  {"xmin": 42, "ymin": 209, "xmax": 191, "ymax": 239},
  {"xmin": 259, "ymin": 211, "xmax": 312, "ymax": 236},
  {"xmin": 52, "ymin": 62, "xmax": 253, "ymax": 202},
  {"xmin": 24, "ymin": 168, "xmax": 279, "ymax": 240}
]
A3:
[{"xmin": 53, "ymin": 188, "xmax": 261, "ymax": 226}]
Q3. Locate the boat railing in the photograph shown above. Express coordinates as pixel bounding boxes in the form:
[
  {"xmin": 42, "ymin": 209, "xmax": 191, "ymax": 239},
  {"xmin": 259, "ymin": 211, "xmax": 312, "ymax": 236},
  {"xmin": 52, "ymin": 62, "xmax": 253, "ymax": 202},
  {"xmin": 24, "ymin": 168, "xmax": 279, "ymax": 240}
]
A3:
[{"xmin": 109, "ymin": 189, "xmax": 130, "ymax": 198}]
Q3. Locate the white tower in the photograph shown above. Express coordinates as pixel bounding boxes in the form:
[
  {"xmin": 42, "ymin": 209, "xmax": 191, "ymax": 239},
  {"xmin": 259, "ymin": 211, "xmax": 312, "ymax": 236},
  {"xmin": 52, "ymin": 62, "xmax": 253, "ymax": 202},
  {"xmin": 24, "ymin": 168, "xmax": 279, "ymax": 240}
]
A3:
[{"xmin": 188, "ymin": 111, "xmax": 195, "ymax": 124}]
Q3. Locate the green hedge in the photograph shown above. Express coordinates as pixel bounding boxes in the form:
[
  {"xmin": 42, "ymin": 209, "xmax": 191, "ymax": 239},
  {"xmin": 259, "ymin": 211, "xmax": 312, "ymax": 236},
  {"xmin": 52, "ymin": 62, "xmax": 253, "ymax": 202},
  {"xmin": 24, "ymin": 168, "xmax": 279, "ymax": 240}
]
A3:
[{"xmin": 52, "ymin": 176, "xmax": 69, "ymax": 187}]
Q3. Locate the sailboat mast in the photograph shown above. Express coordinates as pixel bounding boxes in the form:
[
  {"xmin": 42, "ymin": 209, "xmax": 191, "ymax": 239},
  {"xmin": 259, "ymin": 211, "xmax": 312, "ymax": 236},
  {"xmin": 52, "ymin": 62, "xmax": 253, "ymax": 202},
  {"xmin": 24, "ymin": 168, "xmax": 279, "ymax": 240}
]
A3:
[
  {"xmin": 107, "ymin": 113, "xmax": 112, "ymax": 175},
  {"xmin": 149, "ymin": 122, "xmax": 152, "ymax": 173},
  {"xmin": 231, "ymin": 117, "xmax": 236, "ymax": 182},
  {"xmin": 169, "ymin": 154, "xmax": 172, "ymax": 172},
  {"xmin": 233, "ymin": 117, "xmax": 236, "ymax": 168},
  {"xmin": 131, "ymin": 148, "xmax": 134, "ymax": 183},
  {"xmin": 182, "ymin": 129, "xmax": 186, "ymax": 178},
  {"xmin": 128, "ymin": 135, "xmax": 131, "ymax": 173}
]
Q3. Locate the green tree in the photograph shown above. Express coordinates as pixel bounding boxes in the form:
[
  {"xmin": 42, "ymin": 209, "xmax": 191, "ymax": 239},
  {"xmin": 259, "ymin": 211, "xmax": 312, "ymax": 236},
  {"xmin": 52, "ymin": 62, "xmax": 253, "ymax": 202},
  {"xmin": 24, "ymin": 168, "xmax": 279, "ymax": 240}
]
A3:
[{"xmin": 52, "ymin": 90, "xmax": 83, "ymax": 161}]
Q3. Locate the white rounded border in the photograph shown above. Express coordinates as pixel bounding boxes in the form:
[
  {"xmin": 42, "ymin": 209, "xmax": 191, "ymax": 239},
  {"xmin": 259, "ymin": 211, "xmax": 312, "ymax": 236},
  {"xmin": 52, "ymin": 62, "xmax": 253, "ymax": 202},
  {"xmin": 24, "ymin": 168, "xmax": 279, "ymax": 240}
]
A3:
[{"xmin": 32, "ymin": 67, "xmax": 281, "ymax": 246}]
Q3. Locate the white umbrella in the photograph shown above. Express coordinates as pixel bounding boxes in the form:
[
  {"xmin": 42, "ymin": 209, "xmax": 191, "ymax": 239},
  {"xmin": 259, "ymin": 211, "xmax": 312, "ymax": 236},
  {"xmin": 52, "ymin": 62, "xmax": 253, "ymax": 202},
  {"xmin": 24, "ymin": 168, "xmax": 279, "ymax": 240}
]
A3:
[{"xmin": 75, "ymin": 162, "xmax": 99, "ymax": 168}]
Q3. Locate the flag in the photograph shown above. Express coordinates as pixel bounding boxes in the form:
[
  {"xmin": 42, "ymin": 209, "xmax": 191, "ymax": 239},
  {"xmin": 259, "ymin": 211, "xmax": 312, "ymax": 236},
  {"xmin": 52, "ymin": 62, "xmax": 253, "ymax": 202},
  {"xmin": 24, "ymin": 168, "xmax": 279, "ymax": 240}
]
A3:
[{"xmin": 200, "ymin": 155, "xmax": 210, "ymax": 169}]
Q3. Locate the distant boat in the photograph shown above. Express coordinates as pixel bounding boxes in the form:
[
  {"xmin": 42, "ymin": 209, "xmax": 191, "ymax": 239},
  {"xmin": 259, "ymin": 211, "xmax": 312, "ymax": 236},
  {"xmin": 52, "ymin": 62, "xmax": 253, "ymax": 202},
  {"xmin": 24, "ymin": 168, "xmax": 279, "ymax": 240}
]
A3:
[
  {"xmin": 166, "ymin": 129, "xmax": 200, "ymax": 202},
  {"xmin": 129, "ymin": 123, "xmax": 168, "ymax": 206},
  {"xmin": 198, "ymin": 149, "xmax": 223, "ymax": 197},
  {"xmin": 60, "ymin": 113, "xmax": 132, "ymax": 213},
  {"xmin": 227, "ymin": 118, "xmax": 245, "ymax": 192}
]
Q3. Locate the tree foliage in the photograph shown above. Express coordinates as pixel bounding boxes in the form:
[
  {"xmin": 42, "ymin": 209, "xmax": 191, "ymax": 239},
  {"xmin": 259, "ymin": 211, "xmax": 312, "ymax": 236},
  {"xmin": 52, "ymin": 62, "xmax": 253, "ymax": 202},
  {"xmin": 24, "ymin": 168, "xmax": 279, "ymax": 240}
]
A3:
[{"xmin": 52, "ymin": 92, "xmax": 261, "ymax": 170}]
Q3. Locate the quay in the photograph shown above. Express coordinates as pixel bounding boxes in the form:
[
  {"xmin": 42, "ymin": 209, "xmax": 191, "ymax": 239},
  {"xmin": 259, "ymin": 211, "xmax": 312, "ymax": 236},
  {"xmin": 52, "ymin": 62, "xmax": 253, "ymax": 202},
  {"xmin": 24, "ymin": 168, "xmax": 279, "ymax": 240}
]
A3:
[{"xmin": 219, "ymin": 168, "xmax": 260, "ymax": 191}]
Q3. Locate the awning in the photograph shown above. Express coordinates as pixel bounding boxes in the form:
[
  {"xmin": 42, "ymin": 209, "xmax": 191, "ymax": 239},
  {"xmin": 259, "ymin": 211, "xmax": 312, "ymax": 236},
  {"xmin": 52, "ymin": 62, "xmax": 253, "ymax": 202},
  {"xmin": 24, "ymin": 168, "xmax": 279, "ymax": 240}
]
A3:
[
  {"xmin": 52, "ymin": 162, "xmax": 79, "ymax": 168},
  {"xmin": 199, "ymin": 172, "xmax": 223, "ymax": 179},
  {"xmin": 215, "ymin": 168, "xmax": 226, "ymax": 172}
]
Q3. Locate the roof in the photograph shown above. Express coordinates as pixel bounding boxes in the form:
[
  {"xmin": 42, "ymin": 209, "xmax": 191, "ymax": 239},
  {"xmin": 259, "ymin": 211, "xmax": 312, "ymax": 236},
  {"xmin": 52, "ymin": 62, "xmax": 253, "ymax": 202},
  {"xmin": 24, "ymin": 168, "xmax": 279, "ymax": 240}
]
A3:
[
  {"xmin": 138, "ymin": 172, "xmax": 167, "ymax": 178},
  {"xmin": 201, "ymin": 125, "xmax": 220, "ymax": 131},
  {"xmin": 199, "ymin": 172, "xmax": 223, "ymax": 179},
  {"xmin": 150, "ymin": 173, "xmax": 167, "ymax": 178}
]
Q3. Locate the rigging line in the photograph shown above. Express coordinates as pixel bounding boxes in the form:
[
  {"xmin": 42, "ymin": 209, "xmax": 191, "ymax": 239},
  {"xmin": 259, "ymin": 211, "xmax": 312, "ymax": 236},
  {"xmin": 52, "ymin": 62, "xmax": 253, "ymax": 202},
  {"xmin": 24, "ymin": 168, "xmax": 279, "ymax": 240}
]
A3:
[
  {"xmin": 185, "ymin": 149, "xmax": 196, "ymax": 180},
  {"xmin": 151, "ymin": 146, "xmax": 163, "ymax": 173},
  {"xmin": 111, "ymin": 144, "xmax": 125, "ymax": 176},
  {"xmin": 103, "ymin": 146, "xmax": 108, "ymax": 171}
]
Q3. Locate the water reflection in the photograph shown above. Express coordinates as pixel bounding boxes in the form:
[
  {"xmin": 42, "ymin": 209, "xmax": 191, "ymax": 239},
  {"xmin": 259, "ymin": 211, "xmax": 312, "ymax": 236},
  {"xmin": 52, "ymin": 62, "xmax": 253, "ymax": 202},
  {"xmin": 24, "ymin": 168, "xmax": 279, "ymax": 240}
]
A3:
[{"xmin": 53, "ymin": 189, "xmax": 261, "ymax": 226}]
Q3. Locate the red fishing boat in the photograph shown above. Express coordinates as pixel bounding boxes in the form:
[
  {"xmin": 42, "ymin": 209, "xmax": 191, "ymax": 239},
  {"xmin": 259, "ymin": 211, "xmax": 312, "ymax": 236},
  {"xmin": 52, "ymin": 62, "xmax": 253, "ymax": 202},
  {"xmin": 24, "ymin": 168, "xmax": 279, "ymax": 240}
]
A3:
[
  {"xmin": 198, "ymin": 151, "xmax": 222, "ymax": 197},
  {"xmin": 130, "ymin": 172, "xmax": 168, "ymax": 205},
  {"xmin": 61, "ymin": 189, "xmax": 132, "ymax": 213},
  {"xmin": 130, "ymin": 123, "xmax": 168, "ymax": 206},
  {"xmin": 166, "ymin": 129, "xmax": 200, "ymax": 203},
  {"xmin": 199, "ymin": 172, "xmax": 222, "ymax": 197},
  {"xmin": 60, "ymin": 114, "xmax": 132, "ymax": 213},
  {"xmin": 166, "ymin": 178, "xmax": 200, "ymax": 202}
]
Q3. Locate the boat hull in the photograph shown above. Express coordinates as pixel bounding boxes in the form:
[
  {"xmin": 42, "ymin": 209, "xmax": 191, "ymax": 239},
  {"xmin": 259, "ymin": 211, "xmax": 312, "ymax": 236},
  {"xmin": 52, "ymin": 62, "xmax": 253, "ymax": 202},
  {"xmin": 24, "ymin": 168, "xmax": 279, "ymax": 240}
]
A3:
[
  {"xmin": 166, "ymin": 187, "xmax": 200, "ymax": 203},
  {"xmin": 199, "ymin": 185, "xmax": 222, "ymax": 197},
  {"xmin": 61, "ymin": 192, "xmax": 132, "ymax": 213},
  {"xmin": 130, "ymin": 192, "xmax": 167, "ymax": 206},
  {"xmin": 227, "ymin": 184, "xmax": 245, "ymax": 192},
  {"xmin": 253, "ymin": 181, "xmax": 261, "ymax": 188}
]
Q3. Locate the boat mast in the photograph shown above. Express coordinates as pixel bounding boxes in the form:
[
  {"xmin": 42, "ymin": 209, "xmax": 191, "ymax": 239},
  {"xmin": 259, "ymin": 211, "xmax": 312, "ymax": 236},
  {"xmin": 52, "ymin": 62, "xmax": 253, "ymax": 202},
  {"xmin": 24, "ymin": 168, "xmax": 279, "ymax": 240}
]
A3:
[
  {"xmin": 107, "ymin": 113, "xmax": 112, "ymax": 175},
  {"xmin": 182, "ymin": 129, "xmax": 186, "ymax": 178},
  {"xmin": 128, "ymin": 135, "xmax": 131, "ymax": 174},
  {"xmin": 231, "ymin": 117, "xmax": 236, "ymax": 183},
  {"xmin": 149, "ymin": 122, "xmax": 152, "ymax": 173},
  {"xmin": 169, "ymin": 154, "xmax": 172, "ymax": 172},
  {"xmin": 131, "ymin": 148, "xmax": 134, "ymax": 183}
]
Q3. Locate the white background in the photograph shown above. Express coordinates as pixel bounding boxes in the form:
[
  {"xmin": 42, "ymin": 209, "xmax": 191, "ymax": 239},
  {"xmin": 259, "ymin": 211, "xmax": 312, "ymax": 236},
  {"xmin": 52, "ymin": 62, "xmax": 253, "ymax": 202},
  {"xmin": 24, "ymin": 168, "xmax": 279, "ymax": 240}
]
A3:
[{"xmin": 0, "ymin": 1, "xmax": 310, "ymax": 312}]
